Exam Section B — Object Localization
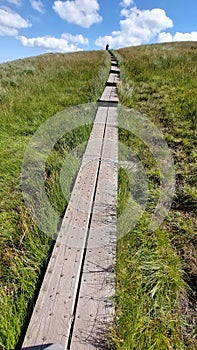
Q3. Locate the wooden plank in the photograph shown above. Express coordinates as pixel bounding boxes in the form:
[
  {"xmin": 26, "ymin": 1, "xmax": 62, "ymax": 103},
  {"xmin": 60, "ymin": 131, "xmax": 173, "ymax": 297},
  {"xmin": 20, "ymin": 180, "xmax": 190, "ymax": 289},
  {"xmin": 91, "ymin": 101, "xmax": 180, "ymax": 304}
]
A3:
[
  {"xmin": 100, "ymin": 86, "xmax": 112, "ymax": 101},
  {"xmin": 107, "ymin": 73, "xmax": 119, "ymax": 85},
  {"xmin": 70, "ymin": 107, "xmax": 118, "ymax": 349},
  {"xmin": 100, "ymin": 86, "xmax": 119, "ymax": 103},
  {"xmin": 22, "ymin": 160, "xmax": 100, "ymax": 349},
  {"xmin": 22, "ymin": 55, "xmax": 119, "ymax": 350},
  {"xmin": 22, "ymin": 108, "xmax": 109, "ymax": 350},
  {"xmin": 107, "ymin": 106, "xmax": 119, "ymax": 127},
  {"xmin": 107, "ymin": 73, "xmax": 115, "ymax": 83},
  {"xmin": 109, "ymin": 87, "xmax": 119, "ymax": 102},
  {"xmin": 94, "ymin": 106, "xmax": 109, "ymax": 124},
  {"xmin": 110, "ymin": 66, "xmax": 120, "ymax": 73}
]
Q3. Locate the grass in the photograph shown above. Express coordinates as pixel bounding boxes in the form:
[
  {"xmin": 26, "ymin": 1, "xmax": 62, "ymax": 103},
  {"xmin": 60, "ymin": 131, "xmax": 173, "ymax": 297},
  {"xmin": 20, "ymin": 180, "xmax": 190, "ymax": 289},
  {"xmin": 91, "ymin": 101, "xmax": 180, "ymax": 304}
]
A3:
[
  {"xmin": 112, "ymin": 42, "xmax": 197, "ymax": 349},
  {"xmin": 0, "ymin": 50, "xmax": 110, "ymax": 349},
  {"xmin": 1, "ymin": 43, "xmax": 196, "ymax": 350}
]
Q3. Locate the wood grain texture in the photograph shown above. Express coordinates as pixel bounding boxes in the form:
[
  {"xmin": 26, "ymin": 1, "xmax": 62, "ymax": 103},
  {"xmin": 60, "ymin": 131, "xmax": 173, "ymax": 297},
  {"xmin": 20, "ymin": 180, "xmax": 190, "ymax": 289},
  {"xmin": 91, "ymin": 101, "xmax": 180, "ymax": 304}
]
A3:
[{"xmin": 70, "ymin": 107, "xmax": 118, "ymax": 350}]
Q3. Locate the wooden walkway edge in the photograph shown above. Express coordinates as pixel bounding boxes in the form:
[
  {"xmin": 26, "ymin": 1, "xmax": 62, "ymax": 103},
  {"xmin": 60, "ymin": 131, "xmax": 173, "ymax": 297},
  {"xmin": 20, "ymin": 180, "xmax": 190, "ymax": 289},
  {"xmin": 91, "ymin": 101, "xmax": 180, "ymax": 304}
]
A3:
[{"xmin": 21, "ymin": 52, "xmax": 119, "ymax": 350}]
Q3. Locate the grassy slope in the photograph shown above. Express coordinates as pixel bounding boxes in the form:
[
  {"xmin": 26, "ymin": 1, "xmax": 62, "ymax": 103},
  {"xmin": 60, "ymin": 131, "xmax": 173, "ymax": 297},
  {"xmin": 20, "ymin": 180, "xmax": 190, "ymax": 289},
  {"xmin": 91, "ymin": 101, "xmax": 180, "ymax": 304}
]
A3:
[
  {"xmin": 0, "ymin": 51, "xmax": 110, "ymax": 349},
  {"xmin": 113, "ymin": 42, "xmax": 196, "ymax": 349}
]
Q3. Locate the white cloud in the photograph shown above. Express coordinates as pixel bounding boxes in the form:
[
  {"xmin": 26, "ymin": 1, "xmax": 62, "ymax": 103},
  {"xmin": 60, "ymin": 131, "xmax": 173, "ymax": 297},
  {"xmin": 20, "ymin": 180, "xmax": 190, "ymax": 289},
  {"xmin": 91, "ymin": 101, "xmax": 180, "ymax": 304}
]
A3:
[
  {"xmin": 95, "ymin": 7, "xmax": 173, "ymax": 49},
  {"xmin": 4, "ymin": 0, "xmax": 23, "ymax": 6},
  {"xmin": 61, "ymin": 33, "xmax": 89, "ymax": 45},
  {"xmin": 158, "ymin": 31, "xmax": 197, "ymax": 43},
  {"xmin": 53, "ymin": 0, "xmax": 102, "ymax": 28},
  {"xmin": 121, "ymin": 0, "xmax": 134, "ymax": 7},
  {"xmin": 158, "ymin": 32, "xmax": 173, "ymax": 43},
  {"xmin": 0, "ymin": 24, "xmax": 18, "ymax": 36},
  {"xmin": 30, "ymin": 0, "xmax": 45, "ymax": 13},
  {"xmin": 17, "ymin": 33, "xmax": 89, "ymax": 52},
  {"xmin": 0, "ymin": 7, "xmax": 31, "ymax": 36}
]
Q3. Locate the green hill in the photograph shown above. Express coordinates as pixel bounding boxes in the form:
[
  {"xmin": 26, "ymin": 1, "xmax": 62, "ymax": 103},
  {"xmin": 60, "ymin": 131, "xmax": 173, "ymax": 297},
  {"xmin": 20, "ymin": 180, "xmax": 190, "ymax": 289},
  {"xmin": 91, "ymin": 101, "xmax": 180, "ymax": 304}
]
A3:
[
  {"xmin": 114, "ymin": 42, "xmax": 196, "ymax": 350},
  {"xmin": 0, "ymin": 50, "xmax": 110, "ymax": 349},
  {"xmin": 0, "ymin": 43, "xmax": 196, "ymax": 349}
]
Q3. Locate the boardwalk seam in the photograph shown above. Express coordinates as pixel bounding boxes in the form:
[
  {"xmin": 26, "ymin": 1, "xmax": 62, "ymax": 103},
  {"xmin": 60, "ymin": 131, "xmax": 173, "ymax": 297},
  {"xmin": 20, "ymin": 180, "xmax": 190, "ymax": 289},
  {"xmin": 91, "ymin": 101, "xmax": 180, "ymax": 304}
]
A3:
[{"xmin": 67, "ymin": 106, "xmax": 110, "ymax": 349}]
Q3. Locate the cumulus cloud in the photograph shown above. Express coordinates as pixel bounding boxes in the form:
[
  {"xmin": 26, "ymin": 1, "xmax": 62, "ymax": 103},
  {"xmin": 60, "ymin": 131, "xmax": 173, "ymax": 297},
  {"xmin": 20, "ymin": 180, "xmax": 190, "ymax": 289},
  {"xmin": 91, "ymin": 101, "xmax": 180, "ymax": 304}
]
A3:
[
  {"xmin": 0, "ymin": 6, "xmax": 31, "ymax": 36},
  {"xmin": 121, "ymin": 0, "xmax": 134, "ymax": 7},
  {"xmin": 53, "ymin": 0, "xmax": 102, "ymax": 28},
  {"xmin": 17, "ymin": 33, "xmax": 89, "ymax": 52},
  {"xmin": 158, "ymin": 31, "xmax": 197, "ymax": 43},
  {"xmin": 95, "ymin": 6, "xmax": 173, "ymax": 49},
  {"xmin": 61, "ymin": 32, "xmax": 89, "ymax": 45},
  {"xmin": 158, "ymin": 32, "xmax": 173, "ymax": 43},
  {"xmin": 0, "ymin": 24, "xmax": 18, "ymax": 36},
  {"xmin": 30, "ymin": 0, "xmax": 45, "ymax": 13}
]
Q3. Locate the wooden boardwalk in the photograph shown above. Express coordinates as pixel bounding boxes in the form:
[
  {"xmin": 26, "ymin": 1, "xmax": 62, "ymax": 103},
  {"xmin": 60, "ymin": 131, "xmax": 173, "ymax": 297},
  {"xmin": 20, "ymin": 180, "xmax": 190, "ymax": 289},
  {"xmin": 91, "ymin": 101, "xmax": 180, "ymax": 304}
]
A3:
[{"xmin": 22, "ymin": 52, "xmax": 119, "ymax": 350}]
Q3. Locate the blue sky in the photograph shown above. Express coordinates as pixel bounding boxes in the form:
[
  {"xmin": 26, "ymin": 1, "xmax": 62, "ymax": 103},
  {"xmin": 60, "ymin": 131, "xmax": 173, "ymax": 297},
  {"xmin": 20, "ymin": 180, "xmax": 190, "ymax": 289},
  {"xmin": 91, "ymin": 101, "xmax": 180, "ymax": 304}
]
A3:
[{"xmin": 0, "ymin": 0, "xmax": 197, "ymax": 63}]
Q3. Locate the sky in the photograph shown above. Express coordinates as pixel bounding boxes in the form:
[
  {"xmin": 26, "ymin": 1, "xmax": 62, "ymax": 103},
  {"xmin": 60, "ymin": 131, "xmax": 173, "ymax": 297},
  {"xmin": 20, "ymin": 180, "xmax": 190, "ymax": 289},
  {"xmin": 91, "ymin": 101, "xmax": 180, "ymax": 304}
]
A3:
[{"xmin": 0, "ymin": 0, "xmax": 197, "ymax": 63}]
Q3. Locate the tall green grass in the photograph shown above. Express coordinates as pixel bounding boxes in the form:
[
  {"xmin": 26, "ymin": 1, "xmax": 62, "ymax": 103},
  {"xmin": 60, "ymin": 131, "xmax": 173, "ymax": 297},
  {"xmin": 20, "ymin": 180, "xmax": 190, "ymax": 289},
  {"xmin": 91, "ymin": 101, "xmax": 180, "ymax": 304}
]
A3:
[
  {"xmin": 1, "ymin": 43, "xmax": 196, "ymax": 350},
  {"xmin": 0, "ymin": 50, "xmax": 110, "ymax": 349},
  {"xmin": 112, "ymin": 42, "xmax": 197, "ymax": 349}
]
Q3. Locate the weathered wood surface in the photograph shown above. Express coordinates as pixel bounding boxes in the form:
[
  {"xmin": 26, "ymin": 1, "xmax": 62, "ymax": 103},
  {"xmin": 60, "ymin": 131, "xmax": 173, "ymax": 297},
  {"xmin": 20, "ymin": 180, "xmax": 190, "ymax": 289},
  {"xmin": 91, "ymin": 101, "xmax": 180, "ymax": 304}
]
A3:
[
  {"xmin": 70, "ymin": 108, "xmax": 118, "ymax": 350},
  {"xmin": 22, "ymin": 54, "xmax": 119, "ymax": 350},
  {"xmin": 110, "ymin": 66, "xmax": 120, "ymax": 74},
  {"xmin": 100, "ymin": 86, "xmax": 119, "ymax": 103},
  {"xmin": 107, "ymin": 73, "xmax": 119, "ymax": 85}
]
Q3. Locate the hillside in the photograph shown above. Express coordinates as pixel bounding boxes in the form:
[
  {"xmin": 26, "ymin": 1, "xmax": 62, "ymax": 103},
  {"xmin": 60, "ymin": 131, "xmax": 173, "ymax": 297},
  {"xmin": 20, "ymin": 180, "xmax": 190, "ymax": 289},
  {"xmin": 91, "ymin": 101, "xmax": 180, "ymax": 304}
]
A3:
[
  {"xmin": 0, "ymin": 50, "xmax": 110, "ymax": 349},
  {"xmin": 0, "ymin": 42, "xmax": 196, "ymax": 350},
  {"xmin": 114, "ymin": 42, "xmax": 197, "ymax": 349}
]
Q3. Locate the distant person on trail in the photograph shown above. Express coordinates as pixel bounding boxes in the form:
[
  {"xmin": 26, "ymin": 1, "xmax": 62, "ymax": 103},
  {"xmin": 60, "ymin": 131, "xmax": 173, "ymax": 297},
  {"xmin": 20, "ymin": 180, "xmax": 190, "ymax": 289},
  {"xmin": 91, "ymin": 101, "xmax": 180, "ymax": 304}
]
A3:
[{"xmin": 106, "ymin": 43, "xmax": 109, "ymax": 50}]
